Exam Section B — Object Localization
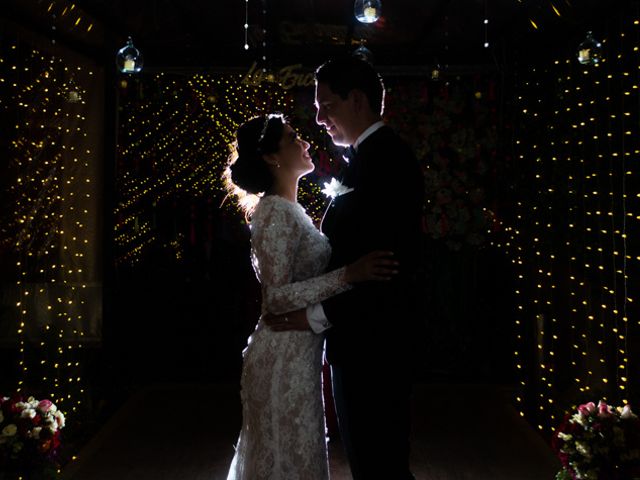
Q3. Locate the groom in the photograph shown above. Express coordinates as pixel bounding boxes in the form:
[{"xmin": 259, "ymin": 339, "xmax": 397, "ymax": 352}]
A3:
[{"xmin": 266, "ymin": 56, "xmax": 423, "ymax": 479}]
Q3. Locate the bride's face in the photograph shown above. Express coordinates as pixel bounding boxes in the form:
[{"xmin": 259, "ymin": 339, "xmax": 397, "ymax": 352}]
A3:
[{"xmin": 271, "ymin": 124, "xmax": 314, "ymax": 177}]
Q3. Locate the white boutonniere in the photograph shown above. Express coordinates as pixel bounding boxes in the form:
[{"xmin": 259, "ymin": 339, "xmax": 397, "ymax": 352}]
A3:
[{"xmin": 321, "ymin": 177, "xmax": 354, "ymax": 199}]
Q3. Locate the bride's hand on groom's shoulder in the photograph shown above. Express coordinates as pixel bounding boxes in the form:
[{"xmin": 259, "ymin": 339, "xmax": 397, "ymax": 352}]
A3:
[{"xmin": 263, "ymin": 308, "xmax": 310, "ymax": 331}]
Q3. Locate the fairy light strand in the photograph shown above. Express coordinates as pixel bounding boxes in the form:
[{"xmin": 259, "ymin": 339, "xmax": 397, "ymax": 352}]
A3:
[
  {"xmin": 115, "ymin": 72, "xmax": 328, "ymax": 265},
  {"xmin": 261, "ymin": 0, "xmax": 268, "ymax": 72},
  {"xmin": 3, "ymin": 37, "xmax": 92, "ymax": 415},
  {"xmin": 244, "ymin": 0, "xmax": 249, "ymax": 50},
  {"xmin": 510, "ymin": 15, "xmax": 639, "ymax": 433},
  {"xmin": 484, "ymin": 1, "xmax": 490, "ymax": 48}
]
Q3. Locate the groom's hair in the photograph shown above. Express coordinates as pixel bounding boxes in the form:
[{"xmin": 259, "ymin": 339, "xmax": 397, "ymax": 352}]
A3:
[{"xmin": 315, "ymin": 55, "xmax": 385, "ymax": 115}]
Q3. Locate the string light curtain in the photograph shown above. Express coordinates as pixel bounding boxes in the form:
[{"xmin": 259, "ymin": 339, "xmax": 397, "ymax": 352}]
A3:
[
  {"xmin": 508, "ymin": 16, "xmax": 639, "ymax": 434},
  {"xmin": 113, "ymin": 72, "xmax": 334, "ymax": 266},
  {"xmin": 0, "ymin": 33, "xmax": 103, "ymax": 413}
]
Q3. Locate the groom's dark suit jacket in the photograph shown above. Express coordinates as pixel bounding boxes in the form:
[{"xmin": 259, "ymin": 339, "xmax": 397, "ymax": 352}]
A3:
[{"xmin": 321, "ymin": 125, "xmax": 424, "ymax": 367}]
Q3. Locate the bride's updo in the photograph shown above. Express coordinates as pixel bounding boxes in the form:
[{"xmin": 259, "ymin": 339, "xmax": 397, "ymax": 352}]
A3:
[{"xmin": 224, "ymin": 114, "xmax": 285, "ymax": 214}]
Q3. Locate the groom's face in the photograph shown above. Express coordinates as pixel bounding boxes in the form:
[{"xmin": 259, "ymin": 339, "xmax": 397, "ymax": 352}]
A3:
[{"xmin": 314, "ymin": 82, "xmax": 358, "ymax": 147}]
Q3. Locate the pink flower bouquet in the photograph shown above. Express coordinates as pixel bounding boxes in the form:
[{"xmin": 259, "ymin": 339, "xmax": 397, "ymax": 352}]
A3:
[
  {"xmin": 0, "ymin": 394, "xmax": 66, "ymax": 479},
  {"xmin": 552, "ymin": 400, "xmax": 640, "ymax": 480}
]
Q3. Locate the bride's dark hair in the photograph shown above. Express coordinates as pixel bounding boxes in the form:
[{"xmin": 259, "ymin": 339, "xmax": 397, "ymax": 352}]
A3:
[{"xmin": 223, "ymin": 114, "xmax": 285, "ymax": 215}]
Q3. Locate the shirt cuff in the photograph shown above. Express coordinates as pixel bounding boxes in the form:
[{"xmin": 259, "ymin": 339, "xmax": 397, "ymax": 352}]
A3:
[{"xmin": 306, "ymin": 303, "xmax": 331, "ymax": 334}]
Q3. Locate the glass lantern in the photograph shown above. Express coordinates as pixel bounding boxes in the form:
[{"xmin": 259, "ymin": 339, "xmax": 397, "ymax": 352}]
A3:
[
  {"xmin": 116, "ymin": 37, "xmax": 144, "ymax": 74},
  {"xmin": 431, "ymin": 63, "xmax": 442, "ymax": 81},
  {"xmin": 577, "ymin": 31, "xmax": 602, "ymax": 66},
  {"xmin": 354, "ymin": 0, "xmax": 381, "ymax": 24}
]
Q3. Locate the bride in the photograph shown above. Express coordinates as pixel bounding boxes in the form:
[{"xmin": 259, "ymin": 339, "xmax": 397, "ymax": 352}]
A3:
[{"xmin": 224, "ymin": 114, "xmax": 397, "ymax": 479}]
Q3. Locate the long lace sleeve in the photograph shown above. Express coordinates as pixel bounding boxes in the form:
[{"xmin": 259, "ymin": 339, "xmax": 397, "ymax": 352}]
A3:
[{"xmin": 251, "ymin": 198, "xmax": 351, "ymax": 315}]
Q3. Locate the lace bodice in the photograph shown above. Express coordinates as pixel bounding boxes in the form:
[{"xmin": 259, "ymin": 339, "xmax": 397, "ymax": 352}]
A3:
[
  {"xmin": 250, "ymin": 195, "xmax": 350, "ymax": 315},
  {"xmin": 227, "ymin": 195, "xmax": 350, "ymax": 480}
]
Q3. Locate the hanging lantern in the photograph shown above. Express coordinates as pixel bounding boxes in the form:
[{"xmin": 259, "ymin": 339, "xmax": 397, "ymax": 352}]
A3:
[
  {"xmin": 431, "ymin": 64, "xmax": 442, "ymax": 81},
  {"xmin": 116, "ymin": 37, "xmax": 144, "ymax": 74},
  {"xmin": 67, "ymin": 91, "xmax": 81, "ymax": 103},
  {"xmin": 353, "ymin": 43, "xmax": 374, "ymax": 63},
  {"xmin": 577, "ymin": 31, "xmax": 602, "ymax": 66},
  {"xmin": 354, "ymin": 0, "xmax": 381, "ymax": 24}
]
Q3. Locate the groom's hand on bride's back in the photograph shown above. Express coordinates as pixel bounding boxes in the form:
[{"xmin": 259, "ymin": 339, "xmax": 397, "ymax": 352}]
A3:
[{"xmin": 263, "ymin": 308, "xmax": 311, "ymax": 331}]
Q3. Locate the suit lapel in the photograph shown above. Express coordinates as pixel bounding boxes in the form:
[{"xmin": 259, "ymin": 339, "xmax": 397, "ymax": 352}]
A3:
[{"xmin": 320, "ymin": 126, "xmax": 389, "ymax": 235}]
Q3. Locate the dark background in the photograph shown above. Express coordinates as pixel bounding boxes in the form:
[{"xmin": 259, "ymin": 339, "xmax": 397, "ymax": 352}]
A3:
[{"xmin": 0, "ymin": 0, "xmax": 638, "ymax": 460}]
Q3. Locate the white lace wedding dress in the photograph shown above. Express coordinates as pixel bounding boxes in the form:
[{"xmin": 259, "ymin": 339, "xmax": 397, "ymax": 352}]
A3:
[{"xmin": 227, "ymin": 195, "xmax": 351, "ymax": 480}]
